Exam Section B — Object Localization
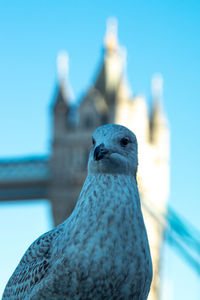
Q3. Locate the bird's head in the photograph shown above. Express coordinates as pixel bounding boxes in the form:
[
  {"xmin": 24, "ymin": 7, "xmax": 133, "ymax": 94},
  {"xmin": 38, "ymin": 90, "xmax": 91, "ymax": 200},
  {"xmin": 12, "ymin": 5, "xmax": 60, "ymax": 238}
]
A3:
[{"xmin": 88, "ymin": 124, "xmax": 138, "ymax": 177}]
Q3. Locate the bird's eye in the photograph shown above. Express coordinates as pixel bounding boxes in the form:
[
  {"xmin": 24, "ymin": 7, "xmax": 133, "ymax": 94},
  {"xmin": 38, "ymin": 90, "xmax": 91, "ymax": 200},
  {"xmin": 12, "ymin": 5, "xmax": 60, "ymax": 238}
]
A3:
[
  {"xmin": 120, "ymin": 137, "xmax": 130, "ymax": 147},
  {"xmin": 92, "ymin": 137, "xmax": 96, "ymax": 146}
]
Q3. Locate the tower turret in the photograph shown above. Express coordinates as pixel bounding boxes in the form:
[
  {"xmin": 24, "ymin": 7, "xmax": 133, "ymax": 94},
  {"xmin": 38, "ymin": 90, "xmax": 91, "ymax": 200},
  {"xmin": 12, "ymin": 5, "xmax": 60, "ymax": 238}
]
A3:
[
  {"xmin": 52, "ymin": 51, "xmax": 75, "ymax": 139},
  {"xmin": 150, "ymin": 73, "xmax": 170, "ymax": 160},
  {"xmin": 94, "ymin": 18, "xmax": 123, "ymax": 107},
  {"xmin": 50, "ymin": 52, "xmax": 78, "ymax": 225},
  {"xmin": 79, "ymin": 18, "xmax": 125, "ymax": 127},
  {"xmin": 114, "ymin": 45, "xmax": 150, "ymax": 143}
]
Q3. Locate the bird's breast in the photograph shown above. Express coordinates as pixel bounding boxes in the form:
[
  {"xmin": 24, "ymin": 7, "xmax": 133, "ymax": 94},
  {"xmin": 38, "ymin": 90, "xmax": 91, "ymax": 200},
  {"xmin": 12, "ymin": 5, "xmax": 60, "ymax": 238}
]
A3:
[
  {"xmin": 51, "ymin": 175, "xmax": 152, "ymax": 298},
  {"xmin": 59, "ymin": 212, "xmax": 152, "ymax": 299}
]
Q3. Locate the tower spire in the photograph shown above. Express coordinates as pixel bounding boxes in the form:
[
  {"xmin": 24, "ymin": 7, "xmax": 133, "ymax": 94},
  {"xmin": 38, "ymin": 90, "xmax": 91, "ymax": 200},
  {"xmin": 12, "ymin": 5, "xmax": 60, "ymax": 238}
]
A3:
[
  {"xmin": 151, "ymin": 73, "xmax": 163, "ymax": 106},
  {"xmin": 104, "ymin": 17, "xmax": 118, "ymax": 52},
  {"xmin": 57, "ymin": 50, "xmax": 69, "ymax": 84},
  {"xmin": 53, "ymin": 51, "xmax": 75, "ymax": 108}
]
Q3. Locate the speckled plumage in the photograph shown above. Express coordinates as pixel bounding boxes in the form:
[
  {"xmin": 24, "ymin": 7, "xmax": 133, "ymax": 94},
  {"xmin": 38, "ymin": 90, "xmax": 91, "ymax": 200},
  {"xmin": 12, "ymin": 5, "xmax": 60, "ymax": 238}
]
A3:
[{"xmin": 3, "ymin": 124, "xmax": 152, "ymax": 300}]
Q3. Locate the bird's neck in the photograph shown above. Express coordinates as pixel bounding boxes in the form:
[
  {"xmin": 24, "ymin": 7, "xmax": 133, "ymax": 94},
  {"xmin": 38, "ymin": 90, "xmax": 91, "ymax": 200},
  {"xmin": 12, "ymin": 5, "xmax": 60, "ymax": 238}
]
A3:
[
  {"xmin": 73, "ymin": 173, "xmax": 140, "ymax": 218},
  {"xmin": 84, "ymin": 173, "xmax": 136, "ymax": 192},
  {"xmin": 62, "ymin": 173, "xmax": 142, "ymax": 249},
  {"xmin": 60, "ymin": 173, "xmax": 143, "ymax": 257}
]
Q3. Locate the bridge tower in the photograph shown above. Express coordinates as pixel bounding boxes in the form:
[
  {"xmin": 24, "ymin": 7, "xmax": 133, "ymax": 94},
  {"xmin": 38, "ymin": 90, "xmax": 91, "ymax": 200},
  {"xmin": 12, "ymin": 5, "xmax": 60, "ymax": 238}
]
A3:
[{"xmin": 49, "ymin": 18, "xmax": 170, "ymax": 300}]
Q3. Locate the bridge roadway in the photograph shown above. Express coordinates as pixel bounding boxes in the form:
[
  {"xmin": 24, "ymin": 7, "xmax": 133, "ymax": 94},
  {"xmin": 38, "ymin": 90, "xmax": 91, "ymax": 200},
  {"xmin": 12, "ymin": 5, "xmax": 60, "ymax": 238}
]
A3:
[{"xmin": 0, "ymin": 156, "xmax": 49, "ymax": 201}]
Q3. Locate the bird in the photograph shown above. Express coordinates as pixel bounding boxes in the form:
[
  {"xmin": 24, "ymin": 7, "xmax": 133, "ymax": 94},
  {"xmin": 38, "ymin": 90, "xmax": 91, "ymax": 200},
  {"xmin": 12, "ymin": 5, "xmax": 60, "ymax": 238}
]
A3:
[{"xmin": 2, "ymin": 124, "xmax": 152, "ymax": 300}]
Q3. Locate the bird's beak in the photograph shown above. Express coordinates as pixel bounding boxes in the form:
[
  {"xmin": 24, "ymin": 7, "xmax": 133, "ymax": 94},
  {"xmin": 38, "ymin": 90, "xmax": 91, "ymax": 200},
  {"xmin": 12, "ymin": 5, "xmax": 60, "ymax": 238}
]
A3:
[{"xmin": 94, "ymin": 144, "xmax": 109, "ymax": 161}]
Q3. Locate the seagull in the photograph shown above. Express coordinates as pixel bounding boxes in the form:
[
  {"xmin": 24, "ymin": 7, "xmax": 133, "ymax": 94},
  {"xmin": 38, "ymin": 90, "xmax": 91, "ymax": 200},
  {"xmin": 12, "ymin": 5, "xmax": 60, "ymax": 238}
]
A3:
[{"xmin": 3, "ymin": 124, "xmax": 152, "ymax": 300}]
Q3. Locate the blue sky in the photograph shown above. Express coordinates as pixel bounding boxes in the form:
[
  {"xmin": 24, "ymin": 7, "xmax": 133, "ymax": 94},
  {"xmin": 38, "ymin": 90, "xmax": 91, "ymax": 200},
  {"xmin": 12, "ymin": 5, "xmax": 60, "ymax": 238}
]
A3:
[{"xmin": 0, "ymin": 1, "xmax": 200, "ymax": 298}]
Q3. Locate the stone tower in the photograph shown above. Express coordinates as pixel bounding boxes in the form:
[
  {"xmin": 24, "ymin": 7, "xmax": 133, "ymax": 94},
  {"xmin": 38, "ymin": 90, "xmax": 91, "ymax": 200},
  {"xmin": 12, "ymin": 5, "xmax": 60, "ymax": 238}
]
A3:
[{"xmin": 49, "ymin": 18, "xmax": 170, "ymax": 300}]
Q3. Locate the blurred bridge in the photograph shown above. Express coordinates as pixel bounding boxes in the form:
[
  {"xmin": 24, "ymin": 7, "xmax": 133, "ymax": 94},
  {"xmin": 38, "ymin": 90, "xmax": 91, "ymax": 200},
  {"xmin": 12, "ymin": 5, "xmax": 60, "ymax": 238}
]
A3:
[
  {"xmin": 0, "ymin": 156, "xmax": 49, "ymax": 201},
  {"xmin": 0, "ymin": 155, "xmax": 199, "ymax": 277}
]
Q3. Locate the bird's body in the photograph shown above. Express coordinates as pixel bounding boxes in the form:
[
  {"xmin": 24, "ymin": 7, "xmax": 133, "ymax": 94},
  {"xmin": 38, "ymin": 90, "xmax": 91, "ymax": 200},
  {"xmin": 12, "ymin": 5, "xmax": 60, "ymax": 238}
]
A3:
[{"xmin": 3, "ymin": 124, "xmax": 152, "ymax": 300}]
